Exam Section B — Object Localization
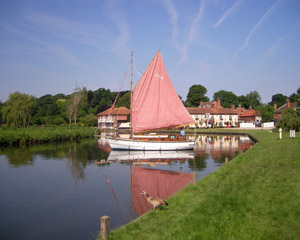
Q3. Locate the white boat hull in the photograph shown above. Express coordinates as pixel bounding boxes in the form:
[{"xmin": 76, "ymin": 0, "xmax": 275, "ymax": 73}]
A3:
[
  {"xmin": 107, "ymin": 138, "xmax": 195, "ymax": 151},
  {"xmin": 107, "ymin": 150, "xmax": 194, "ymax": 161}
]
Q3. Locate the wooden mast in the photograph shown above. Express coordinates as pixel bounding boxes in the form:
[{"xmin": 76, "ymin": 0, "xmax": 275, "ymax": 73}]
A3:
[{"xmin": 130, "ymin": 49, "xmax": 133, "ymax": 137}]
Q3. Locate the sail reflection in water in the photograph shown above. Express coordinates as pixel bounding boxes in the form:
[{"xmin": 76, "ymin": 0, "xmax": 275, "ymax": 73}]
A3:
[{"xmin": 107, "ymin": 150, "xmax": 196, "ymax": 216}]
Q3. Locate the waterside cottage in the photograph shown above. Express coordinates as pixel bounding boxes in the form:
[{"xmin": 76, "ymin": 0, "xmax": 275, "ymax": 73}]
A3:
[
  {"xmin": 97, "ymin": 107, "xmax": 130, "ymax": 129},
  {"xmin": 187, "ymin": 99, "xmax": 238, "ymax": 128}
]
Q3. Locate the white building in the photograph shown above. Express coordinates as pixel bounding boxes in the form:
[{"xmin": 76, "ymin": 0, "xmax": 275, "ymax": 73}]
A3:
[{"xmin": 187, "ymin": 99, "xmax": 239, "ymax": 128}]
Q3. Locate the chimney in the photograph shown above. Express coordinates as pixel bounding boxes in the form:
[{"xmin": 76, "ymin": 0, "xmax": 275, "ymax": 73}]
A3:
[
  {"xmin": 217, "ymin": 98, "xmax": 221, "ymax": 108},
  {"xmin": 212, "ymin": 101, "xmax": 217, "ymax": 108},
  {"xmin": 231, "ymin": 104, "xmax": 235, "ymax": 109},
  {"xmin": 286, "ymin": 98, "xmax": 290, "ymax": 108},
  {"xmin": 274, "ymin": 103, "xmax": 277, "ymax": 111},
  {"xmin": 249, "ymin": 106, "xmax": 252, "ymax": 110},
  {"xmin": 199, "ymin": 101, "xmax": 203, "ymax": 108}
]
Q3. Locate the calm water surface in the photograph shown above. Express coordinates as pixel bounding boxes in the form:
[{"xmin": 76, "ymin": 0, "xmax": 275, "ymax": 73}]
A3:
[{"xmin": 0, "ymin": 135, "xmax": 253, "ymax": 240}]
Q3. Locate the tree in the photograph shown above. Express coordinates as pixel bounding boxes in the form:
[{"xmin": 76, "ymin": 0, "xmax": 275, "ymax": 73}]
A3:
[
  {"xmin": 277, "ymin": 108, "xmax": 300, "ymax": 131},
  {"xmin": 66, "ymin": 85, "xmax": 86, "ymax": 127},
  {"xmin": 213, "ymin": 90, "xmax": 238, "ymax": 108},
  {"xmin": 186, "ymin": 85, "xmax": 209, "ymax": 107},
  {"xmin": 269, "ymin": 93, "xmax": 287, "ymax": 108},
  {"xmin": 246, "ymin": 91, "xmax": 262, "ymax": 109},
  {"xmin": 115, "ymin": 91, "xmax": 130, "ymax": 109},
  {"xmin": 289, "ymin": 87, "xmax": 300, "ymax": 104},
  {"xmin": 1, "ymin": 92, "xmax": 34, "ymax": 128},
  {"xmin": 256, "ymin": 104, "xmax": 274, "ymax": 122},
  {"xmin": 238, "ymin": 95, "xmax": 250, "ymax": 109},
  {"xmin": 0, "ymin": 101, "xmax": 3, "ymax": 126}
]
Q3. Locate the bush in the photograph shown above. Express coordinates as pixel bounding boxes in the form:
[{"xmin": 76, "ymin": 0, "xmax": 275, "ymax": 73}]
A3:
[
  {"xmin": 0, "ymin": 126, "xmax": 95, "ymax": 146},
  {"xmin": 277, "ymin": 108, "xmax": 300, "ymax": 131}
]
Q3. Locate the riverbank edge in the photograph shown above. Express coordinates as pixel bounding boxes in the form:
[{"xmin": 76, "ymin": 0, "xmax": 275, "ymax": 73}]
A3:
[
  {"xmin": 0, "ymin": 126, "xmax": 96, "ymax": 146},
  {"xmin": 99, "ymin": 129, "xmax": 300, "ymax": 240}
]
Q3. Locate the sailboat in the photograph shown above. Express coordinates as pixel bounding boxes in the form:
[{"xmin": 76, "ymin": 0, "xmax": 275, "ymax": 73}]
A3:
[{"xmin": 107, "ymin": 50, "xmax": 195, "ymax": 150}]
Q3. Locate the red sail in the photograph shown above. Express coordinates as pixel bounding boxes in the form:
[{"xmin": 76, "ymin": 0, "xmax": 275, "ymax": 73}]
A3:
[{"xmin": 132, "ymin": 51, "xmax": 195, "ymax": 133}]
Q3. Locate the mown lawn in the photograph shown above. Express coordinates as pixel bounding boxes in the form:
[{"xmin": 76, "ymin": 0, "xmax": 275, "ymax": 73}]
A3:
[{"xmin": 102, "ymin": 130, "xmax": 300, "ymax": 240}]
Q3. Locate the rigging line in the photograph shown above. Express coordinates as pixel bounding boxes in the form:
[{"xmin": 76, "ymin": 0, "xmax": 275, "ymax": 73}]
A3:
[
  {"xmin": 107, "ymin": 70, "xmax": 128, "ymax": 118},
  {"xmin": 133, "ymin": 65, "xmax": 142, "ymax": 77},
  {"xmin": 99, "ymin": 168, "xmax": 126, "ymax": 221}
]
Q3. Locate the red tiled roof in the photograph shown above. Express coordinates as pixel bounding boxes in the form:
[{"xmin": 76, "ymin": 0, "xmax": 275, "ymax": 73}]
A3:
[
  {"xmin": 240, "ymin": 109, "xmax": 261, "ymax": 117},
  {"xmin": 97, "ymin": 107, "xmax": 130, "ymax": 116},
  {"xmin": 274, "ymin": 102, "xmax": 297, "ymax": 113},
  {"xmin": 187, "ymin": 107, "xmax": 237, "ymax": 115}
]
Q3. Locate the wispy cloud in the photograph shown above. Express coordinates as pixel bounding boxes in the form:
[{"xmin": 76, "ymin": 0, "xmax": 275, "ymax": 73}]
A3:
[
  {"xmin": 233, "ymin": 0, "xmax": 281, "ymax": 59},
  {"xmin": 3, "ymin": 22, "xmax": 84, "ymax": 67},
  {"xmin": 188, "ymin": 0, "xmax": 206, "ymax": 43},
  {"xmin": 43, "ymin": 42, "xmax": 83, "ymax": 67},
  {"xmin": 102, "ymin": 0, "xmax": 130, "ymax": 58},
  {"xmin": 161, "ymin": 0, "xmax": 178, "ymax": 40},
  {"xmin": 213, "ymin": 0, "xmax": 245, "ymax": 28},
  {"xmin": 162, "ymin": 0, "xmax": 207, "ymax": 64},
  {"xmin": 25, "ymin": 15, "xmax": 109, "ymax": 50}
]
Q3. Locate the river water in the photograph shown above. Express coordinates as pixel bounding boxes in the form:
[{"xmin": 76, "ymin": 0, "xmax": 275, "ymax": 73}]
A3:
[{"xmin": 0, "ymin": 134, "xmax": 253, "ymax": 240}]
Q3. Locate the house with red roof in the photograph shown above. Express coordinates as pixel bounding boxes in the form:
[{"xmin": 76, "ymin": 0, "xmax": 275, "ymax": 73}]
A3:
[
  {"xmin": 273, "ymin": 98, "xmax": 297, "ymax": 124},
  {"xmin": 97, "ymin": 107, "xmax": 130, "ymax": 129},
  {"xmin": 234, "ymin": 105, "xmax": 262, "ymax": 126},
  {"xmin": 187, "ymin": 99, "xmax": 238, "ymax": 128}
]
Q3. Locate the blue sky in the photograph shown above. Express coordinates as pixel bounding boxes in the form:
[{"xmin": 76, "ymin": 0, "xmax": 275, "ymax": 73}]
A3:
[{"xmin": 0, "ymin": 0, "xmax": 299, "ymax": 104}]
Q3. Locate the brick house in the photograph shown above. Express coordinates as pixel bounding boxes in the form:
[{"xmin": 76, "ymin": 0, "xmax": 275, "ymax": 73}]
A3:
[
  {"xmin": 273, "ymin": 98, "xmax": 297, "ymax": 124},
  {"xmin": 234, "ymin": 105, "xmax": 262, "ymax": 126},
  {"xmin": 97, "ymin": 107, "xmax": 130, "ymax": 129}
]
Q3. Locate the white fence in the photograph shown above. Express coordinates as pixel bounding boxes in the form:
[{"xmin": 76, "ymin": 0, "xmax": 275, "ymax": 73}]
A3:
[
  {"xmin": 240, "ymin": 123, "xmax": 255, "ymax": 128},
  {"xmin": 262, "ymin": 122, "xmax": 274, "ymax": 128}
]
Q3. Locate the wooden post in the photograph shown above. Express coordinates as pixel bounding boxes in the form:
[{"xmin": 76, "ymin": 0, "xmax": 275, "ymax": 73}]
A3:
[
  {"xmin": 100, "ymin": 216, "xmax": 110, "ymax": 240},
  {"xmin": 225, "ymin": 157, "xmax": 228, "ymax": 165},
  {"xmin": 279, "ymin": 128, "xmax": 282, "ymax": 139}
]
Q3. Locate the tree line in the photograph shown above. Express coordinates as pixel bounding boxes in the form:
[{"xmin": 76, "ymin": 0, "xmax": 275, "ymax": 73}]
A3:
[{"xmin": 0, "ymin": 84, "xmax": 299, "ymax": 129}]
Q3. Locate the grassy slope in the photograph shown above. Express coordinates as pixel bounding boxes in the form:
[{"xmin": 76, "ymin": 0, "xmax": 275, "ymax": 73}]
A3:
[{"xmin": 105, "ymin": 131, "xmax": 300, "ymax": 240}]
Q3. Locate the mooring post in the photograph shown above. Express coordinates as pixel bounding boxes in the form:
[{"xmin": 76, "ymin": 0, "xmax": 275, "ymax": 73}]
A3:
[
  {"xmin": 279, "ymin": 128, "xmax": 282, "ymax": 139},
  {"xmin": 100, "ymin": 215, "xmax": 110, "ymax": 240}
]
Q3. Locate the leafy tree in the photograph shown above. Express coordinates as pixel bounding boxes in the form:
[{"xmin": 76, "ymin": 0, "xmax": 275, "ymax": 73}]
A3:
[
  {"xmin": 115, "ymin": 91, "xmax": 130, "ymax": 109},
  {"xmin": 1, "ymin": 92, "xmax": 34, "ymax": 128},
  {"xmin": 186, "ymin": 85, "xmax": 209, "ymax": 107},
  {"xmin": 213, "ymin": 90, "xmax": 239, "ymax": 108},
  {"xmin": 269, "ymin": 93, "xmax": 287, "ymax": 108},
  {"xmin": 289, "ymin": 87, "xmax": 300, "ymax": 104},
  {"xmin": 80, "ymin": 114, "xmax": 98, "ymax": 126},
  {"xmin": 277, "ymin": 108, "xmax": 300, "ymax": 131},
  {"xmin": 0, "ymin": 101, "xmax": 3, "ymax": 126},
  {"xmin": 256, "ymin": 104, "xmax": 274, "ymax": 122},
  {"xmin": 238, "ymin": 95, "xmax": 250, "ymax": 109},
  {"xmin": 246, "ymin": 91, "xmax": 262, "ymax": 109}
]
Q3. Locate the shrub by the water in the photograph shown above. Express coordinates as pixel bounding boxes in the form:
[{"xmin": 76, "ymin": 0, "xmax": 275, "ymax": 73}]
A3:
[{"xmin": 0, "ymin": 126, "xmax": 95, "ymax": 146}]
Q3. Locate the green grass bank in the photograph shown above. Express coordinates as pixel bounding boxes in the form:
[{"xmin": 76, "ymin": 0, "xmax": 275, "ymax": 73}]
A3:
[
  {"xmin": 102, "ymin": 130, "xmax": 300, "ymax": 240},
  {"xmin": 0, "ymin": 126, "xmax": 95, "ymax": 146}
]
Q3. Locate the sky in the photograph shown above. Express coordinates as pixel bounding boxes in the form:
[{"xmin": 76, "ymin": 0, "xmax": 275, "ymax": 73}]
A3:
[{"xmin": 0, "ymin": 0, "xmax": 299, "ymax": 104}]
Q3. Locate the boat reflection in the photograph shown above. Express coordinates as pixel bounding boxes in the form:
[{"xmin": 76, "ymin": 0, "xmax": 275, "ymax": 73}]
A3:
[
  {"xmin": 107, "ymin": 150, "xmax": 194, "ymax": 162},
  {"xmin": 97, "ymin": 135, "xmax": 254, "ymax": 219},
  {"xmin": 105, "ymin": 149, "xmax": 196, "ymax": 217}
]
